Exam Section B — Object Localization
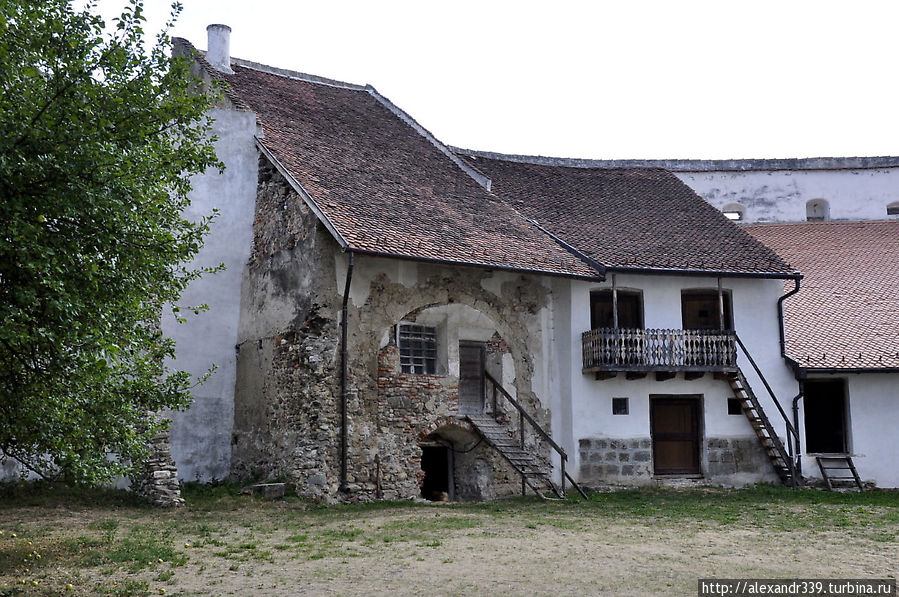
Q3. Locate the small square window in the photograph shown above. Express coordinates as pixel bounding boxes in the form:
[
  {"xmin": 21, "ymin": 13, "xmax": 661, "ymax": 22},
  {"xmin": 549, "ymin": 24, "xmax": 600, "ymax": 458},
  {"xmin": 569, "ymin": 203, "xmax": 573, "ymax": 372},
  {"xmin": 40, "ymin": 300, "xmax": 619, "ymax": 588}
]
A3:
[
  {"xmin": 398, "ymin": 324, "xmax": 437, "ymax": 374},
  {"xmin": 612, "ymin": 397, "xmax": 629, "ymax": 415},
  {"xmin": 727, "ymin": 398, "xmax": 743, "ymax": 415}
]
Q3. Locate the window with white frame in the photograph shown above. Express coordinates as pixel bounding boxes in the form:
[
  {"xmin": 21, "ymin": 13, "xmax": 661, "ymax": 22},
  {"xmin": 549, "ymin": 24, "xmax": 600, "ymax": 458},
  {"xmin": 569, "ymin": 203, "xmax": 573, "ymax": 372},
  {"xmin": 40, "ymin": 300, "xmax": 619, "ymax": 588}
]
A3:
[{"xmin": 397, "ymin": 324, "xmax": 438, "ymax": 374}]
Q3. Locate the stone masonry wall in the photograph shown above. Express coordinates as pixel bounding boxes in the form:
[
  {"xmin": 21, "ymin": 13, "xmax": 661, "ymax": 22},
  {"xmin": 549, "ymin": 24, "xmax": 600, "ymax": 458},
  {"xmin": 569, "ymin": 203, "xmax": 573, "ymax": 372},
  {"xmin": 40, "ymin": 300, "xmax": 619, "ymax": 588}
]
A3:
[
  {"xmin": 578, "ymin": 438, "xmax": 654, "ymax": 486},
  {"xmin": 706, "ymin": 437, "xmax": 778, "ymax": 484},
  {"xmin": 232, "ymin": 155, "xmax": 557, "ymax": 503},
  {"xmin": 578, "ymin": 436, "xmax": 777, "ymax": 487},
  {"xmin": 231, "ymin": 157, "xmax": 343, "ymax": 502},
  {"xmin": 375, "ymin": 344, "xmax": 525, "ymax": 500}
]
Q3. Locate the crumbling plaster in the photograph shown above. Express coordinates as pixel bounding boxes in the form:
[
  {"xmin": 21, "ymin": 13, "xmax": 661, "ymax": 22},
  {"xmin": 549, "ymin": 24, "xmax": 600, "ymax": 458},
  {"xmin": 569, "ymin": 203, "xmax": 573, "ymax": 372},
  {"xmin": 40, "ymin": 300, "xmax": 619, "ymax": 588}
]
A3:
[
  {"xmin": 675, "ymin": 169, "xmax": 899, "ymax": 223},
  {"xmin": 230, "ymin": 156, "xmax": 560, "ymax": 502}
]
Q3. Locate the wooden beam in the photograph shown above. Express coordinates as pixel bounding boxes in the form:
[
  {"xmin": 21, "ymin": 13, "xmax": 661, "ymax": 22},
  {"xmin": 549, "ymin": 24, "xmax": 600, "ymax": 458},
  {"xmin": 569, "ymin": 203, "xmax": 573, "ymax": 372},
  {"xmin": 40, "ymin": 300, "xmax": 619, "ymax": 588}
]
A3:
[
  {"xmin": 655, "ymin": 371, "xmax": 677, "ymax": 382},
  {"xmin": 626, "ymin": 372, "xmax": 648, "ymax": 380},
  {"xmin": 612, "ymin": 274, "xmax": 619, "ymax": 329},
  {"xmin": 684, "ymin": 371, "xmax": 706, "ymax": 380}
]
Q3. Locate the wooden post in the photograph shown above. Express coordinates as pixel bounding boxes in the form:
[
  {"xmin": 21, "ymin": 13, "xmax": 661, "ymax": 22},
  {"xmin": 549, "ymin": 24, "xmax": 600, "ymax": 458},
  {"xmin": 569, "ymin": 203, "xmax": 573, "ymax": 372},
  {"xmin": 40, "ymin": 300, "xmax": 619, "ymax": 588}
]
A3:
[
  {"xmin": 612, "ymin": 274, "xmax": 619, "ymax": 329},
  {"xmin": 717, "ymin": 277, "xmax": 725, "ymax": 331},
  {"xmin": 520, "ymin": 410, "xmax": 526, "ymax": 496},
  {"xmin": 561, "ymin": 458, "xmax": 566, "ymax": 498}
]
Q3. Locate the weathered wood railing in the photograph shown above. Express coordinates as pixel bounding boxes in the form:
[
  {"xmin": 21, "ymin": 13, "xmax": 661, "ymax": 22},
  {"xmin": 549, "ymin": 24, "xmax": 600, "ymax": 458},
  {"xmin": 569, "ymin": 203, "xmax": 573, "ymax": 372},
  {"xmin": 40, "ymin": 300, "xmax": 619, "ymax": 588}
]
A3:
[{"xmin": 582, "ymin": 328, "xmax": 737, "ymax": 372}]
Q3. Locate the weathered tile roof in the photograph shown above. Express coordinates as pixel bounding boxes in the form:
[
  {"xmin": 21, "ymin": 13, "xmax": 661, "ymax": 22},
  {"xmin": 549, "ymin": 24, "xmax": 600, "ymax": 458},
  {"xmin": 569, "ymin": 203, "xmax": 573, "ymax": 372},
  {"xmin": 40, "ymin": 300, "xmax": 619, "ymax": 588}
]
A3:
[
  {"xmin": 456, "ymin": 152, "xmax": 798, "ymax": 276},
  {"xmin": 179, "ymin": 41, "xmax": 599, "ymax": 280},
  {"xmin": 178, "ymin": 38, "xmax": 796, "ymax": 280},
  {"xmin": 747, "ymin": 221, "xmax": 899, "ymax": 370}
]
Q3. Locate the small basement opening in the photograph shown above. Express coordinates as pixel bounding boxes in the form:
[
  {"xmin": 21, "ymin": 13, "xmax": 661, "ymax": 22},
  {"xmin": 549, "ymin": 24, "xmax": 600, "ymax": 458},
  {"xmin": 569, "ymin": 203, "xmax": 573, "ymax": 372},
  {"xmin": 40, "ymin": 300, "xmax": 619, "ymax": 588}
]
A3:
[{"xmin": 419, "ymin": 441, "xmax": 453, "ymax": 502}]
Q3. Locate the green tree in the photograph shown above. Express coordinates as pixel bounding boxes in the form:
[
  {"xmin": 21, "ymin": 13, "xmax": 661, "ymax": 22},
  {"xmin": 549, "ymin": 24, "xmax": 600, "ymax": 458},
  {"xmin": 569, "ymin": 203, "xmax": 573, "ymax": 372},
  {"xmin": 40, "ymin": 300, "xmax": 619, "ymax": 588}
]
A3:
[{"xmin": 0, "ymin": 0, "xmax": 222, "ymax": 484}]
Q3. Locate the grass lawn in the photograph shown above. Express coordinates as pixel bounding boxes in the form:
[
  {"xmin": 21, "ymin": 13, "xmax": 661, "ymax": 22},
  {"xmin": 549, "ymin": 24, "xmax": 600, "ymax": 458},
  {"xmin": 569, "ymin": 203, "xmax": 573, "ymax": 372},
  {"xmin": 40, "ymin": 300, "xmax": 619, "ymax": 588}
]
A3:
[{"xmin": 0, "ymin": 483, "xmax": 896, "ymax": 596}]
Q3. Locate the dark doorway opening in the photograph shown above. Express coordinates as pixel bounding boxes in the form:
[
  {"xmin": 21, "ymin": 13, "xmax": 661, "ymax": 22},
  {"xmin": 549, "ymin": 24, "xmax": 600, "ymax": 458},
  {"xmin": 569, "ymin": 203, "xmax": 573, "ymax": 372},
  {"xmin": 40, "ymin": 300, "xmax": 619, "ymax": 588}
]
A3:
[
  {"xmin": 804, "ymin": 380, "xmax": 848, "ymax": 454},
  {"xmin": 681, "ymin": 290, "xmax": 732, "ymax": 330},
  {"xmin": 458, "ymin": 341, "xmax": 486, "ymax": 414},
  {"xmin": 420, "ymin": 444, "xmax": 453, "ymax": 501},
  {"xmin": 651, "ymin": 396, "xmax": 702, "ymax": 475},
  {"xmin": 590, "ymin": 289, "xmax": 644, "ymax": 329}
]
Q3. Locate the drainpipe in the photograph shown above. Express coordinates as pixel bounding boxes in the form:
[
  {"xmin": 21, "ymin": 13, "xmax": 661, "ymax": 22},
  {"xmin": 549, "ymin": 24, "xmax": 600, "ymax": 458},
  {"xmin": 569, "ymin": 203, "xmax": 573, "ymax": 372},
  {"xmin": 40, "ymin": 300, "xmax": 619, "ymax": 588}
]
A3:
[
  {"xmin": 792, "ymin": 380, "xmax": 804, "ymax": 476},
  {"xmin": 339, "ymin": 251, "xmax": 355, "ymax": 493},
  {"xmin": 777, "ymin": 276, "xmax": 802, "ymax": 372},
  {"xmin": 778, "ymin": 276, "xmax": 804, "ymax": 478}
]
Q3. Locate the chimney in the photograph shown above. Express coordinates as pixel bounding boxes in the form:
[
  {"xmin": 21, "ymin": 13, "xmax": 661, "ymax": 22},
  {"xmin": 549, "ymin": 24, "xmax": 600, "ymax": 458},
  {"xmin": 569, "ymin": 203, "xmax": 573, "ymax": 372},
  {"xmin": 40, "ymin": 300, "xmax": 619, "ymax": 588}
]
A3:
[{"xmin": 206, "ymin": 24, "xmax": 233, "ymax": 74}]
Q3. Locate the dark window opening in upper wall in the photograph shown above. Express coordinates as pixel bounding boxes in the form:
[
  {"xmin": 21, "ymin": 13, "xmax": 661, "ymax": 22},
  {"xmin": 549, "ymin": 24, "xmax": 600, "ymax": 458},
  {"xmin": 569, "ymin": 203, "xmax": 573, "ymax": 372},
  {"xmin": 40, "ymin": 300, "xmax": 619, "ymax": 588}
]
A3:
[
  {"xmin": 591, "ymin": 289, "xmax": 644, "ymax": 330},
  {"xmin": 806, "ymin": 199, "xmax": 830, "ymax": 222},
  {"xmin": 681, "ymin": 290, "xmax": 733, "ymax": 331},
  {"xmin": 722, "ymin": 203, "xmax": 745, "ymax": 221}
]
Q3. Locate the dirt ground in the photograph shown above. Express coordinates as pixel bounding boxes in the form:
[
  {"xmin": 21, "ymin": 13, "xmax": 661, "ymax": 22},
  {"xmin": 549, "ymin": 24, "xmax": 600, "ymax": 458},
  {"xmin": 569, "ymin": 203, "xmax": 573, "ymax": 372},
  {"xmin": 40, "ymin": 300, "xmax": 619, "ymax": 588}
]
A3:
[{"xmin": 1, "ymin": 486, "xmax": 896, "ymax": 596}]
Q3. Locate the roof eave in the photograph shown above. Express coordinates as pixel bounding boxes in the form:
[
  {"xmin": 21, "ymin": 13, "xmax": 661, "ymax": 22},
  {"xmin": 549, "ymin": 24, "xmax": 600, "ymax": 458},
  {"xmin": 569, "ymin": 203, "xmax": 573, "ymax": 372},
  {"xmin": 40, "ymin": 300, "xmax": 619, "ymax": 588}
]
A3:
[
  {"xmin": 349, "ymin": 247, "xmax": 605, "ymax": 282},
  {"xmin": 605, "ymin": 265, "xmax": 802, "ymax": 280}
]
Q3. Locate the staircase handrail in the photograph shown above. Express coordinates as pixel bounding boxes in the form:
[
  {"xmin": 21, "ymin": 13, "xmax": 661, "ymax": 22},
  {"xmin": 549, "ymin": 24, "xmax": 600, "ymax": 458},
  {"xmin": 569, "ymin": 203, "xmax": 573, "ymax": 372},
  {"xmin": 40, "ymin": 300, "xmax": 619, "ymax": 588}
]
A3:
[
  {"xmin": 485, "ymin": 371, "xmax": 565, "ymax": 457},
  {"xmin": 733, "ymin": 334, "xmax": 799, "ymax": 443},
  {"xmin": 484, "ymin": 371, "xmax": 588, "ymax": 499}
]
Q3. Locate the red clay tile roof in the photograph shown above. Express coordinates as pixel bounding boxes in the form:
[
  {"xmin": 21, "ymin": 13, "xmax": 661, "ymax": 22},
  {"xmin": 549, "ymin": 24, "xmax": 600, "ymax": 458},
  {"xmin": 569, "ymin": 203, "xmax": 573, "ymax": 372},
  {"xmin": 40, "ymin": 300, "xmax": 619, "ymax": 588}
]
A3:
[
  {"xmin": 747, "ymin": 221, "xmax": 899, "ymax": 370},
  {"xmin": 178, "ymin": 38, "xmax": 795, "ymax": 280},
  {"xmin": 180, "ymin": 43, "xmax": 599, "ymax": 280},
  {"xmin": 456, "ymin": 153, "xmax": 798, "ymax": 277}
]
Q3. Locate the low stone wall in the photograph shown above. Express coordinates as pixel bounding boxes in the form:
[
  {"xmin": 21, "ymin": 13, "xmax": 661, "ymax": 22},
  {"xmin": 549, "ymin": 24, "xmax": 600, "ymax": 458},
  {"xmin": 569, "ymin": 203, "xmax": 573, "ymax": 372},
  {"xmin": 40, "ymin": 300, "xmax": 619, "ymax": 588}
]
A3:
[
  {"xmin": 578, "ymin": 437, "xmax": 654, "ymax": 486},
  {"xmin": 578, "ymin": 436, "xmax": 778, "ymax": 487},
  {"xmin": 706, "ymin": 437, "xmax": 778, "ymax": 484}
]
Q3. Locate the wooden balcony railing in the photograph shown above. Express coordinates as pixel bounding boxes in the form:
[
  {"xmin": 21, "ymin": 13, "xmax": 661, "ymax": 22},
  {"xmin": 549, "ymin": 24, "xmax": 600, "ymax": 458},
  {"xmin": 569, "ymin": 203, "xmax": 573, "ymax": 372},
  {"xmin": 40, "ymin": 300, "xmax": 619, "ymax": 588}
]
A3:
[{"xmin": 582, "ymin": 328, "xmax": 737, "ymax": 373}]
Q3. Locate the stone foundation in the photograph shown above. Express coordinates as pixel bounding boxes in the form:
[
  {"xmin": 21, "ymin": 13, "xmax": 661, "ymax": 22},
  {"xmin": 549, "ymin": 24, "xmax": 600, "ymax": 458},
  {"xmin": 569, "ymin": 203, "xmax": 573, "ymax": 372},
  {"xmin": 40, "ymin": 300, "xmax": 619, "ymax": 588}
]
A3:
[
  {"xmin": 578, "ymin": 435, "xmax": 779, "ymax": 487},
  {"xmin": 578, "ymin": 437, "xmax": 653, "ymax": 485},
  {"xmin": 706, "ymin": 437, "xmax": 778, "ymax": 484}
]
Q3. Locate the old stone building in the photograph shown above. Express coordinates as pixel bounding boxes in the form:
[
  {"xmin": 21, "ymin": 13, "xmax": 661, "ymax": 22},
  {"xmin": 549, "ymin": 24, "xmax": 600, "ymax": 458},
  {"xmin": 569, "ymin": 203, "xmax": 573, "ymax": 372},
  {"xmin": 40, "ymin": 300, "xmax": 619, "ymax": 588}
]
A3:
[
  {"xmin": 151, "ymin": 27, "xmax": 814, "ymax": 504},
  {"xmin": 111, "ymin": 26, "xmax": 898, "ymax": 502}
]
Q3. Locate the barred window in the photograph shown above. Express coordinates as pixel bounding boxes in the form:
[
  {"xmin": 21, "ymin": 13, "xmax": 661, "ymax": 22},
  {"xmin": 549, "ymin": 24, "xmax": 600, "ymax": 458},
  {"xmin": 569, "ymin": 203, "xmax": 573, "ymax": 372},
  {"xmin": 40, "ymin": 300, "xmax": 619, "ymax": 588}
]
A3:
[{"xmin": 398, "ymin": 324, "xmax": 437, "ymax": 374}]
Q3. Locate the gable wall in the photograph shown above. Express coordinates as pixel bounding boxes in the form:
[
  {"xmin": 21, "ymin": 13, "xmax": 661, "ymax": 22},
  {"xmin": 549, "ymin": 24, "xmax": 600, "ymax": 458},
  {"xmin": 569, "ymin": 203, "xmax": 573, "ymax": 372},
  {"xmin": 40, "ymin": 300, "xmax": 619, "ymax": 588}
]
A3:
[
  {"xmin": 163, "ymin": 107, "xmax": 258, "ymax": 482},
  {"xmin": 676, "ymin": 168, "xmax": 899, "ymax": 223}
]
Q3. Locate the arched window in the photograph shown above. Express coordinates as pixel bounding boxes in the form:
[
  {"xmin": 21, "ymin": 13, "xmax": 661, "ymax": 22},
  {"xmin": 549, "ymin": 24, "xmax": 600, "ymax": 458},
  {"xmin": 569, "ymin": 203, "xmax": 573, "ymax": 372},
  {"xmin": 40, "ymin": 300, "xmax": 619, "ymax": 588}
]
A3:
[
  {"xmin": 721, "ymin": 203, "xmax": 746, "ymax": 221},
  {"xmin": 887, "ymin": 201, "xmax": 899, "ymax": 217},
  {"xmin": 806, "ymin": 199, "xmax": 830, "ymax": 222}
]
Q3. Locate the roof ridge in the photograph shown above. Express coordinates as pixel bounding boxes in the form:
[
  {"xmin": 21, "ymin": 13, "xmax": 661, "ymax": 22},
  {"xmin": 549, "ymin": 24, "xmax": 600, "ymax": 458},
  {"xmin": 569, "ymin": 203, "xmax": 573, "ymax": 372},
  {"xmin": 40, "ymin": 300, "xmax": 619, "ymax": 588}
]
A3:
[
  {"xmin": 453, "ymin": 147, "xmax": 899, "ymax": 172},
  {"xmin": 229, "ymin": 57, "xmax": 368, "ymax": 91},
  {"xmin": 451, "ymin": 147, "xmax": 667, "ymax": 171},
  {"xmin": 365, "ymin": 88, "xmax": 492, "ymax": 191}
]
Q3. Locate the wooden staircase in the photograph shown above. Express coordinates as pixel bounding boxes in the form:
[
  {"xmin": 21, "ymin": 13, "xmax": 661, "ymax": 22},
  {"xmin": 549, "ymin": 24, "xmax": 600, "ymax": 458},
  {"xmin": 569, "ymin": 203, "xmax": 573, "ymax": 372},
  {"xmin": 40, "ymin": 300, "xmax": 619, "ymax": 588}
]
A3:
[
  {"xmin": 727, "ymin": 369, "xmax": 800, "ymax": 487},
  {"xmin": 466, "ymin": 414, "xmax": 563, "ymax": 500},
  {"xmin": 816, "ymin": 455, "xmax": 864, "ymax": 491}
]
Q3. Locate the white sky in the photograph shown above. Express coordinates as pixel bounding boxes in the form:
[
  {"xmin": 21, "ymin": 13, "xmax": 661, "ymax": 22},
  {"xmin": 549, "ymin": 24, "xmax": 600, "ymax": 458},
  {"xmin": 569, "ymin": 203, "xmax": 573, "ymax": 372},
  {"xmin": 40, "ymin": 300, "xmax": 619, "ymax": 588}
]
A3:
[{"xmin": 93, "ymin": 0, "xmax": 899, "ymax": 159}]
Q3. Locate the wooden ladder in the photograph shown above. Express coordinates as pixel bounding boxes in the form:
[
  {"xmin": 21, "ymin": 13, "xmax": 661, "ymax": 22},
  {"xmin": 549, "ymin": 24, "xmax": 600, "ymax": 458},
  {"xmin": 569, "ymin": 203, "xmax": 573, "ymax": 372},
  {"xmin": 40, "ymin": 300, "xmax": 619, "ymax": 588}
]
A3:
[
  {"xmin": 727, "ymin": 370, "xmax": 800, "ymax": 487},
  {"xmin": 816, "ymin": 455, "xmax": 863, "ymax": 491},
  {"xmin": 466, "ymin": 414, "xmax": 565, "ymax": 500}
]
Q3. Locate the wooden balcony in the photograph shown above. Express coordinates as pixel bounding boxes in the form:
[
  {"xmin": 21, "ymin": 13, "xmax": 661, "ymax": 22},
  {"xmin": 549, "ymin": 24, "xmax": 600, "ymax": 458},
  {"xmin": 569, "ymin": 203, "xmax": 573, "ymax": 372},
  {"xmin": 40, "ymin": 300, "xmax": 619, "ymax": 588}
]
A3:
[{"xmin": 582, "ymin": 328, "xmax": 737, "ymax": 374}]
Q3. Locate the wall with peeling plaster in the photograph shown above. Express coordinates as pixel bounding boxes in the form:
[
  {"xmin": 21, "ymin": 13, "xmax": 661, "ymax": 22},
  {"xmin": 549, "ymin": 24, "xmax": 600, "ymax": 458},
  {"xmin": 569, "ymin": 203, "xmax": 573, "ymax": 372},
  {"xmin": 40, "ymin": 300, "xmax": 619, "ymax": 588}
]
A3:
[{"xmin": 675, "ymin": 168, "xmax": 899, "ymax": 223}]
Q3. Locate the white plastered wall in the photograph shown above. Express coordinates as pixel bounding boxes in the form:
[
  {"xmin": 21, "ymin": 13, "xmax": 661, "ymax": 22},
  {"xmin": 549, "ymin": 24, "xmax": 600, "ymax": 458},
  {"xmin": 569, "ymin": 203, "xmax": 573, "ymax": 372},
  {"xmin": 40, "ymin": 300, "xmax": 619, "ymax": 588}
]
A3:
[
  {"xmin": 798, "ymin": 373, "xmax": 899, "ymax": 488},
  {"xmin": 676, "ymin": 168, "xmax": 899, "ymax": 223},
  {"xmin": 563, "ymin": 273, "xmax": 799, "ymax": 483}
]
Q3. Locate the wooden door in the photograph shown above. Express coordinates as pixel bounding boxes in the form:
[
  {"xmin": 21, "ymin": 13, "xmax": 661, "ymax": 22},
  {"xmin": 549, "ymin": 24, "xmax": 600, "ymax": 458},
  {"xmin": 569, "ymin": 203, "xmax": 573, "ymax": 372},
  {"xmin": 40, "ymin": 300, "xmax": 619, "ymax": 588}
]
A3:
[
  {"xmin": 458, "ymin": 342, "xmax": 486, "ymax": 414},
  {"xmin": 651, "ymin": 397, "xmax": 701, "ymax": 475}
]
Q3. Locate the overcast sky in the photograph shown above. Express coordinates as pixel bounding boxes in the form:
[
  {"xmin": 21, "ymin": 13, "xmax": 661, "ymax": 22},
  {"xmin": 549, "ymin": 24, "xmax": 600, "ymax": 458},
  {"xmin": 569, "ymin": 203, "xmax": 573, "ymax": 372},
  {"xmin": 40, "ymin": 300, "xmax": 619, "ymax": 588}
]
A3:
[{"xmin": 93, "ymin": 0, "xmax": 899, "ymax": 160}]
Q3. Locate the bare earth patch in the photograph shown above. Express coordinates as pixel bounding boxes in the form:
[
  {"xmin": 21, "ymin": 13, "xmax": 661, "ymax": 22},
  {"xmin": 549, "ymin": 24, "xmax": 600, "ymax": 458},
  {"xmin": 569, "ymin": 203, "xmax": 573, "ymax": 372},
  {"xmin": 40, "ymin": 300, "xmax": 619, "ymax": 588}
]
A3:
[{"xmin": 0, "ymin": 485, "xmax": 896, "ymax": 596}]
